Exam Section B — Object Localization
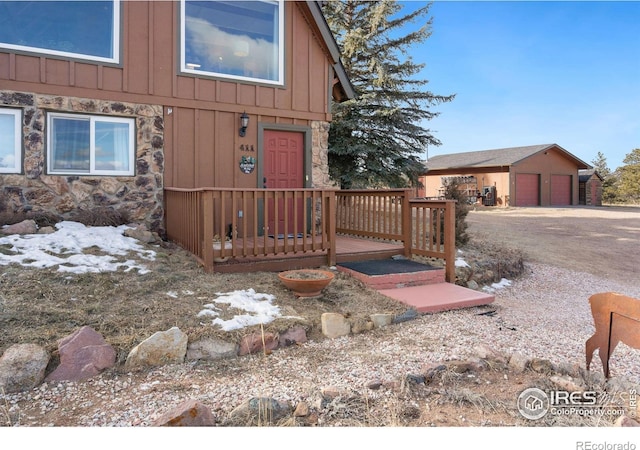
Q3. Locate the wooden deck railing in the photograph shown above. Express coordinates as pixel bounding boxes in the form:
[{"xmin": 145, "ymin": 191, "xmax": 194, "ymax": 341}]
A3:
[
  {"xmin": 165, "ymin": 188, "xmax": 456, "ymax": 281},
  {"xmin": 165, "ymin": 188, "xmax": 337, "ymax": 270},
  {"xmin": 336, "ymin": 190, "xmax": 456, "ymax": 282}
]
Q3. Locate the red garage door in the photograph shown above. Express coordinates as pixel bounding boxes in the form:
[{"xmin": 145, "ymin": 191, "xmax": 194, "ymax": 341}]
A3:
[
  {"xmin": 551, "ymin": 175, "xmax": 571, "ymax": 206},
  {"xmin": 515, "ymin": 174, "xmax": 540, "ymax": 206}
]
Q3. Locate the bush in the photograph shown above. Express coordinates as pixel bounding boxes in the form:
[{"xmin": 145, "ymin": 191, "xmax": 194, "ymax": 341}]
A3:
[{"xmin": 442, "ymin": 178, "xmax": 470, "ymax": 247}]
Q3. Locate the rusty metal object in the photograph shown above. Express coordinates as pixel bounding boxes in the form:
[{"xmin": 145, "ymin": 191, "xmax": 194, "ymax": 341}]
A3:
[{"xmin": 586, "ymin": 292, "xmax": 640, "ymax": 378}]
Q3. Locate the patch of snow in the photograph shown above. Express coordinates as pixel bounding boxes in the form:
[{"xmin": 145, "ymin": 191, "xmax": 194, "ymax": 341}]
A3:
[
  {"xmin": 482, "ymin": 278, "xmax": 512, "ymax": 293},
  {"xmin": 0, "ymin": 221, "xmax": 155, "ymax": 274},
  {"xmin": 197, "ymin": 288, "xmax": 281, "ymax": 331},
  {"xmin": 455, "ymin": 257, "xmax": 470, "ymax": 268}
]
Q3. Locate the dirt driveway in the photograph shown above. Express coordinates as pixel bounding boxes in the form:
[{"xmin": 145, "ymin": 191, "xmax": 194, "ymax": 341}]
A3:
[{"xmin": 465, "ymin": 205, "xmax": 640, "ymax": 285}]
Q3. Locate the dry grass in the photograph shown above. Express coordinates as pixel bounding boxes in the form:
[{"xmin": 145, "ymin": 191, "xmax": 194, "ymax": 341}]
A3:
[{"xmin": 0, "ymin": 240, "xmax": 408, "ymax": 374}]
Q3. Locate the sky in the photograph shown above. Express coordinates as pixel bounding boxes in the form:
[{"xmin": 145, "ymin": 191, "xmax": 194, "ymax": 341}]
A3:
[{"xmin": 399, "ymin": 0, "xmax": 640, "ymax": 170}]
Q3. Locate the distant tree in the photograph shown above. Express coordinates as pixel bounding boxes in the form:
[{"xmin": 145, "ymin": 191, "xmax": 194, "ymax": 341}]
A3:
[
  {"xmin": 617, "ymin": 148, "xmax": 640, "ymax": 203},
  {"xmin": 591, "ymin": 151, "xmax": 611, "ymax": 179},
  {"xmin": 591, "ymin": 151, "xmax": 618, "ymax": 203},
  {"xmin": 322, "ymin": 0, "xmax": 455, "ymax": 189}
]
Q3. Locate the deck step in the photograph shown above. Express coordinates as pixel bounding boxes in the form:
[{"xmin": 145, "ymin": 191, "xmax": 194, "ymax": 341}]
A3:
[
  {"xmin": 336, "ymin": 258, "xmax": 444, "ymax": 289},
  {"xmin": 378, "ymin": 283, "xmax": 495, "ymax": 313}
]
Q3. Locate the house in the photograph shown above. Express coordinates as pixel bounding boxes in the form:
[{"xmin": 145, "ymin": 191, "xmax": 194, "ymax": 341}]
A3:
[
  {"xmin": 0, "ymin": 0, "xmax": 354, "ymax": 235},
  {"xmin": 418, "ymin": 144, "xmax": 591, "ymax": 207},
  {"xmin": 0, "ymin": 0, "xmax": 462, "ymax": 278},
  {"xmin": 578, "ymin": 169, "xmax": 603, "ymax": 206}
]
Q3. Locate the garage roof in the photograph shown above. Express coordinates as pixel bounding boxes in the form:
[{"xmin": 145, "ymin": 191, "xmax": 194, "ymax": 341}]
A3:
[{"xmin": 424, "ymin": 144, "xmax": 591, "ymax": 171}]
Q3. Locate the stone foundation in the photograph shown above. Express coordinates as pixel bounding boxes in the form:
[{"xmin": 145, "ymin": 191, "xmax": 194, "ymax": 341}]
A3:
[{"xmin": 0, "ymin": 91, "xmax": 165, "ymax": 233}]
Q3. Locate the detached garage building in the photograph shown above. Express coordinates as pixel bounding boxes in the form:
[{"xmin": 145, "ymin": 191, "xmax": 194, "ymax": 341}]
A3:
[{"xmin": 419, "ymin": 144, "xmax": 591, "ymax": 207}]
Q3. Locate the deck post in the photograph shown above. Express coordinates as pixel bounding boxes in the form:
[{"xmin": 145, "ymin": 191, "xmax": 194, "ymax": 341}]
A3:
[
  {"xmin": 326, "ymin": 190, "xmax": 337, "ymax": 266},
  {"xmin": 444, "ymin": 200, "xmax": 456, "ymax": 283},
  {"xmin": 402, "ymin": 189, "xmax": 412, "ymax": 257},
  {"xmin": 202, "ymin": 191, "xmax": 214, "ymax": 271}
]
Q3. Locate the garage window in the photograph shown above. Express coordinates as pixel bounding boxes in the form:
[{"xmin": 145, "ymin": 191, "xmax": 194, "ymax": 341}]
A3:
[
  {"xmin": 47, "ymin": 113, "xmax": 135, "ymax": 176},
  {"xmin": 0, "ymin": 108, "xmax": 22, "ymax": 174}
]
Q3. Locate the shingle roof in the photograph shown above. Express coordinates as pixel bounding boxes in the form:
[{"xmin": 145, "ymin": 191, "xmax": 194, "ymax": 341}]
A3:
[
  {"xmin": 579, "ymin": 169, "xmax": 603, "ymax": 183},
  {"xmin": 424, "ymin": 144, "xmax": 590, "ymax": 171}
]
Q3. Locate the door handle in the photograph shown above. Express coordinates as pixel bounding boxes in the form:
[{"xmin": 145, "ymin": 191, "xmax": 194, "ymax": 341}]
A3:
[{"xmin": 263, "ymin": 177, "xmax": 267, "ymax": 188}]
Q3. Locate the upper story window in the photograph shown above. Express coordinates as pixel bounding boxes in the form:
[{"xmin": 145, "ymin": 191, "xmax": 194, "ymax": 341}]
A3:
[
  {"xmin": 47, "ymin": 113, "xmax": 135, "ymax": 176},
  {"xmin": 0, "ymin": 108, "xmax": 22, "ymax": 174},
  {"xmin": 0, "ymin": 1, "xmax": 120, "ymax": 64},
  {"xmin": 181, "ymin": 0, "xmax": 284, "ymax": 85}
]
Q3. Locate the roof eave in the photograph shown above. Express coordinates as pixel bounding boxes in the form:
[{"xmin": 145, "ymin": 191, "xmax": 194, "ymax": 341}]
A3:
[{"xmin": 303, "ymin": 1, "xmax": 356, "ymax": 101}]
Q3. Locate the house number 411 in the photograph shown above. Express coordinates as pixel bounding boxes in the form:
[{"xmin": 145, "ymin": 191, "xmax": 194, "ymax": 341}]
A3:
[{"xmin": 240, "ymin": 144, "xmax": 255, "ymax": 152}]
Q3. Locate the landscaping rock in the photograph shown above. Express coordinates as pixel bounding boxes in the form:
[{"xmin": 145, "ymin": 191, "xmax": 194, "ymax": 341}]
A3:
[
  {"xmin": 530, "ymin": 358, "xmax": 554, "ymax": 374},
  {"xmin": 614, "ymin": 415, "xmax": 639, "ymax": 427},
  {"xmin": 446, "ymin": 360, "xmax": 475, "ymax": 374},
  {"xmin": 550, "ymin": 375, "xmax": 584, "ymax": 393},
  {"xmin": 278, "ymin": 326, "xmax": 307, "ymax": 347},
  {"xmin": 349, "ymin": 317, "xmax": 373, "ymax": 334},
  {"xmin": 229, "ymin": 397, "xmax": 291, "ymax": 425},
  {"xmin": 321, "ymin": 313, "xmax": 351, "ymax": 338},
  {"xmin": 37, "ymin": 226, "xmax": 55, "ymax": 234},
  {"xmin": 186, "ymin": 337, "xmax": 238, "ymax": 361},
  {"xmin": 0, "ymin": 344, "xmax": 49, "ymax": 393},
  {"xmin": 45, "ymin": 326, "xmax": 116, "ymax": 382},
  {"xmin": 508, "ymin": 352, "xmax": 529, "ymax": 373},
  {"xmin": 422, "ymin": 363, "xmax": 447, "ymax": 383},
  {"xmin": 124, "ymin": 226, "xmax": 159, "ymax": 244},
  {"xmin": 238, "ymin": 331, "xmax": 279, "ymax": 356},
  {"xmin": 152, "ymin": 399, "xmax": 216, "ymax": 426},
  {"xmin": 293, "ymin": 401, "xmax": 310, "ymax": 417},
  {"xmin": 124, "ymin": 327, "xmax": 187, "ymax": 370},
  {"xmin": 2, "ymin": 219, "xmax": 37, "ymax": 235},
  {"xmin": 370, "ymin": 313, "xmax": 394, "ymax": 328}
]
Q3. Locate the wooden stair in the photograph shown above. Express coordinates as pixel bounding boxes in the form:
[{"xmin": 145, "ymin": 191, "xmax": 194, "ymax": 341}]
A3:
[{"xmin": 336, "ymin": 258, "xmax": 495, "ymax": 313}]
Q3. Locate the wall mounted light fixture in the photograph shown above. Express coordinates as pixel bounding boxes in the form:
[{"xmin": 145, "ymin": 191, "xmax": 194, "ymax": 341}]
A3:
[{"xmin": 239, "ymin": 112, "xmax": 249, "ymax": 137}]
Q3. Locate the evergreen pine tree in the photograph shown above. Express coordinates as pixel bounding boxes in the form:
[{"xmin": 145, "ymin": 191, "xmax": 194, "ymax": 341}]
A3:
[
  {"xmin": 617, "ymin": 148, "xmax": 640, "ymax": 203},
  {"xmin": 322, "ymin": 0, "xmax": 454, "ymax": 189},
  {"xmin": 591, "ymin": 151, "xmax": 618, "ymax": 203}
]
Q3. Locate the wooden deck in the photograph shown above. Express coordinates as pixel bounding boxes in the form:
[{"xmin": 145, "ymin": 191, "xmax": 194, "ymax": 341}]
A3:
[
  {"xmin": 210, "ymin": 235, "xmax": 405, "ymax": 273},
  {"xmin": 165, "ymin": 188, "xmax": 456, "ymax": 281}
]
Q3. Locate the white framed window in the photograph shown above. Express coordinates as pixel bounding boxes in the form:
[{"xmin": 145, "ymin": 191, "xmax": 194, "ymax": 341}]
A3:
[
  {"xmin": 0, "ymin": 1, "xmax": 120, "ymax": 64},
  {"xmin": 181, "ymin": 0, "xmax": 284, "ymax": 86},
  {"xmin": 47, "ymin": 113, "xmax": 135, "ymax": 176},
  {"xmin": 0, "ymin": 108, "xmax": 22, "ymax": 174}
]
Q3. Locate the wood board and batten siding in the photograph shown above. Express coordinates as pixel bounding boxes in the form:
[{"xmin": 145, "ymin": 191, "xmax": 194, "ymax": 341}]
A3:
[{"xmin": 0, "ymin": 1, "xmax": 344, "ymax": 235}]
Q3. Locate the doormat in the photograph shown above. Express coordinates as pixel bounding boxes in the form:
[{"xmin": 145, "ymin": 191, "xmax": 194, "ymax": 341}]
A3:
[
  {"xmin": 269, "ymin": 233, "xmax": 305, "ymax": 239},
  {"xmin": 338, "ymin": 259, "xmax": 440, "ymax": 276}
]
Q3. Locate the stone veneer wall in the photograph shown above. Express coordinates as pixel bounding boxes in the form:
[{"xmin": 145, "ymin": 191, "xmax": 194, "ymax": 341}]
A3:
[
  {"xmin": 0, "ymin": 91, "xmax": 165, "ymax": 234},
  {"xmin": 310, "ymin": 120, "xmax": 336, "ymax": 189}
]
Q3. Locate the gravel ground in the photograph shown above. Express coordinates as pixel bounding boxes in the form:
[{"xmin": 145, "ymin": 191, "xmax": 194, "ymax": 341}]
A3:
[{"xmin": 4, "ymin": 262, "xmax": 639, "ymax": 428}]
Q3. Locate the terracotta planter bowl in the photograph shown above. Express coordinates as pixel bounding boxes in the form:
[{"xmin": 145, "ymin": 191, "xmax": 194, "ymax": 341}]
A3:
[{"xmin": 278, "ymin": 269, "xmax": 335, "ymax": 298}]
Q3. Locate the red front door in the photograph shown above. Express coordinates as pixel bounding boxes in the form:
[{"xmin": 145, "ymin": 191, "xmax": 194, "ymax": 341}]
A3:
[{"xmin": 263, "ymin": 130, "xmax": 305, "ymax": 236}]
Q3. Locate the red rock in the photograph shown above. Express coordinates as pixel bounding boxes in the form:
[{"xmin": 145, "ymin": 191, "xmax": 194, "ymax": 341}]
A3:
[
  {"xmin": 238, "ymin": 332, "xmax": 279, "ymax": 356},
  {"xmin": 45, "ymin": 326, "xmax": 115, "ymax": 382},
  {"xmin": 152, "ymin": 399, "xmax": 216, "ymax": 426},
  {"xmin": 278, "ymin": 326, "xmax": 307, "ymax": 347}
]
